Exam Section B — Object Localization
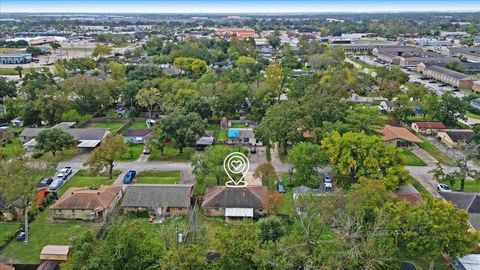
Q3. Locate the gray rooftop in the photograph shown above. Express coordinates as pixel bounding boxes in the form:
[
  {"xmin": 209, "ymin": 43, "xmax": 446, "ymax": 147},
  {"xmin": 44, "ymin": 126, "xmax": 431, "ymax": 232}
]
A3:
[
  {"xmin": 427, "ymin": 65, "xmax": 471, "ymax": 80},
  {"xmin": 20, "ymin": 127, "xmax": 109, "ymax": 141},
  {"xmin": 121, "ymin": 184, "xmax": 193, "ymax": 209}
]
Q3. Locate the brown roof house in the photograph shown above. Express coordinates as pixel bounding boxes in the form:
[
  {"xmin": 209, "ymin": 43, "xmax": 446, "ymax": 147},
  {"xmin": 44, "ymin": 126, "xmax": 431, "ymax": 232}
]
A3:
[
  {"xmin": 380, "ymin": 125, "xmax": 421, "ymax": 147},
  {"xmin": 123, "ymin": 128, "xmax": 152, "ymax": 144},
  {"xmin": 202, "ymin": 186, "xmax": 268, "ymax": 218},
  {"xmin": 50, "ymin": 185, "xmax": 122, "ymax": 221},
  {"xmin": 437, "ymin": 129, "xmax": 474, "ymax": 148},
  {"xmin": 411, "ymin": 121, "xmax": 446, "ymax": 135},
  {"xmin": 121, "ymin": 184, "xmax": 193, "ymax": 219}
]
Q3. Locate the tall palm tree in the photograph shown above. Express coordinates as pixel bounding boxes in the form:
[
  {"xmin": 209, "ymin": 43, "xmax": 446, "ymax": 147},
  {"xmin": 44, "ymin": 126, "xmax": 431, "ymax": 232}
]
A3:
[{"xmin": 14, "ymin": 66, "xmax": 23, "ymax": 78}]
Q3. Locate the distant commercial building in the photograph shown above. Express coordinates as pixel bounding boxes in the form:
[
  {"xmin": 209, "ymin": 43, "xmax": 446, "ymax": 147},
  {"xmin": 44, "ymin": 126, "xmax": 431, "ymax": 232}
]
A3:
[
  {"xmin": 440, "ymin": 31, "xmax": 468, "ymax": 38},
  {"xmin": 28, "ymin": 37, "xmax": 56, "ymax": 46},
  {"xmin": 331, "ymin": 44, "xmax": 405, "ymax": 53},
  {"xmin": 449, "ymin": 47, "xmax": 480, "ymax": 62},
  {"xmin": 79, "ymin": 25, "xmax": 110, "ymax": 31},
  {"xmin": 417, "ymin": 63, "xmax": 475, "ymax": 89},
  {"xmin": 373, "ymin": 46, "xmax": 423, "ymax": 63},
  {"xmin": 340, "ymin": 33, "xmax": 377, "ymax": 40},
  {"xmin": 395, "ymin": 52, "xmax": 458, "ymax": 67},
  {"xmin": 0, "ymin": 53, "xmax": 32, "ymax": 64},
  {"xmin": 413, "ymin": 38, "xmax": 452, "ymax": 47},
  {"xmin": 215, "ymin": 28, "xmax": 255, "ymax": 40}
]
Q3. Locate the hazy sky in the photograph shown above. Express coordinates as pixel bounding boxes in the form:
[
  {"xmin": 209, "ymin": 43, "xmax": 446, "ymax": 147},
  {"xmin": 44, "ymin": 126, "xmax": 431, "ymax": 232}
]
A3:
[{"xmin": 1, "ymin": 0, "xmax": 479, "ymax": 13}]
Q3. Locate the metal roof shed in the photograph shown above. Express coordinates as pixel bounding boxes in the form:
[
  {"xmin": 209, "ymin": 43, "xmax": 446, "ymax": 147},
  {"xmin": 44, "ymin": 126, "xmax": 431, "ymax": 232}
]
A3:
[
  {"xmin": 225, "ymin": 208, "xmax": 254, "ymax": 218},
  {"xmin": 77, "ymin": 140, "xmax": 101, "ymax": 148}
]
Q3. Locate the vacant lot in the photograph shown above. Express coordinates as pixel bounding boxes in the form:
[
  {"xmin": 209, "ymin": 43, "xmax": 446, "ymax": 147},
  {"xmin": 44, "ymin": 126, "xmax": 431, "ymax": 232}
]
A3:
[
  {"xmin": 0, "ymin": 210, "xmax": 98, "ymax": 264},
  {"xmin": 86, "ymin": 122, "xmax": 124, "ymax": 132},
  {"xmin": 116, "ymin": 144, "xmax": 143, "ymax": 161},
  {"xmin": 56, "ymin": 170, "xmax": 119, "ymax": 197},
  {"xmin": 149, "ymin": 144, "xmax": 194, "ymax": 161},
  {"xmin": 135, "ymin": 170, "xmax": 181, "ymax": 184}
]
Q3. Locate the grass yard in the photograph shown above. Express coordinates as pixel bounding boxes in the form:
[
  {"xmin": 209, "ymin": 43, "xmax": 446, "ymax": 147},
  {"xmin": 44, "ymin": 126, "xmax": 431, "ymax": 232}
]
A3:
[
  {"xmin": 39, "ymin": 147, "xmax": 79, "ymax": 162},
  {"xmin": 0, "ymin": 210, "xmax": 99, "ymax": 264},
  {"xmin": 148, "ymin": 144, "xmax": 194, "ymax": 161},
  {"xmin": 400, "ymin": 149, "xmax": 426, "ymax": 166},
  {"xmin": 217, "ymin": 129, "xmax": 228, "ymax": 143},
  {"xmin": 230, "ymin": 123, "xmax": 245, "ymax": 128},
  {"xmin": 0, "ymin": 222, "xmax": 21, "ymax": 247},
  {"xmin": 448, "ymin": 180, "xmax": 480, "ymax": 193},
  {"xmin": 129, "ymin": 121, "xmax": 148, "ymax": 129},
  {"xmin": 466, "ymin": 111, "xmax": 480, "ymax": 120},
  {"xmin": 86, "ymin": 122, "xmax": 124, "ymax": 132},
  {"xmin": 194, "ymin": 176, "xmax": 217, "ymax": 196},
  {"xmin": 135, "ymin": 170, "xmax": 181, "ymax": 184},
  {"xmin": 116, "ymin": 143, "xmax": 143, "ymax": 161},
  {"xmin": 207, "ymin": 124, "xmax": 219, "ymax": 138},
  {"xmin": 417, "ymin": 137, "xmax": 456, "ymax": 166},
  {"xmin": 56, "ymin": 170, "xmax": 119, "ymax": 197},
  {"xmin": 0, "ymin": 137, "xmax": 22, "ymax": 160},
  {"xmin": 0, "ymin": 68, "xmax": 37, "ymax": 76}
]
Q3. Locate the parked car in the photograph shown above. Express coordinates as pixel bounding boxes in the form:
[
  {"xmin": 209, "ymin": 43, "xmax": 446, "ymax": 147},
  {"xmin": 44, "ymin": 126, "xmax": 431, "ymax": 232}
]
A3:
[
  {"xmin": 276, "ymin": 181, "xmax": 286, "ymax": 193},
  {"xmin": 439, "ymin": 83, "xmax": 448, "ymax": 87},
  {"xmin": 250, "ymin": 145, "xmax": 257, "ymax": 154},
  {"xmin": 437, "ymin": 183, "xmax": 452, "ymax": 192},
  {"xmin": 37, "ymin": 177, "xmax": 53, "ymax": 188},
  {"xmin": 420, "ymin": 76, "xmax": 429, "ymax": 80},
  {"xmin": 323, "ymin": 173, "xmax": 333, "ymax": 191},
  {"xmin": 429, "ymin": 80, "xmax": 437, "ymax": 83},
  {"xmin": 123, "ymin": 170, "xmax": 137, "ymax": 184},
  {"xmin": 143, "ymin": 147, "xmax": 151, "ymax": 155},
  {"xmin": 59, "ymin": 167, "xmax": 73, "ymax": 177},
  {"xmin": 15, "ymin": 231, "xmax": 26, "ymax": 241},
  {"xmin": 48, "ymin": 178, "xmax": 64, "ymax": 192}
]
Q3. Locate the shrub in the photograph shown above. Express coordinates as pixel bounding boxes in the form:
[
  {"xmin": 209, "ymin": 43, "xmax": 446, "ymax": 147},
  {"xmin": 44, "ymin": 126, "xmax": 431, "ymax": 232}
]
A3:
[{"xmin": 31, "ymin": 152, "xmax": 44, "ymax": 159}]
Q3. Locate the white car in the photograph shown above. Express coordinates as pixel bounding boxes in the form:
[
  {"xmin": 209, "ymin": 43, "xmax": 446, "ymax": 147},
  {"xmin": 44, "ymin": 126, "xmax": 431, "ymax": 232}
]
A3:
[
  {"xmin": 323, "ymin": 173, "xmax": 333, "ymax": 191},
  {"xmin": 437, "ymin": 184, "xmax": 452, "ymax": 192}
]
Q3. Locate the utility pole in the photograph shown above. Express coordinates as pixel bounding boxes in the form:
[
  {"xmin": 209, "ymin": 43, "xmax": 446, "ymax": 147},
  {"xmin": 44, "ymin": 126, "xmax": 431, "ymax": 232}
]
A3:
[{"xmin": 24, "ymin": 205, "xmax": 28, "ymax": 244}]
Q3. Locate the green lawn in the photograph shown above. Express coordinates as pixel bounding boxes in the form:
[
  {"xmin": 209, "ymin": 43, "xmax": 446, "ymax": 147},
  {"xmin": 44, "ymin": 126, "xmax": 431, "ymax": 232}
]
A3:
[
  {"xmin": 148, "ymin": 144, "xmax": 194, "ymax": 161},
  {"xmin": 207, "ymin": 124, "xmax": 219, "ymax": 138},
  {"xmin": 448, "ymin": 180, "xmax": 480, "ymax": 193},
  {"xmin": 400, "ymin": 149, "xmax": 426, "ymax": 166},
  {"xmin": 135, "ymin": 170, "xmax": 181, "ymax": 184},
  {"xmin": 0, "ymin": 210, "xmax": 99, "ymax": 264},
  {"xmin": 194, "ymin": 176, "xmax": 217, "ymax": 196},
  {"xmin": 230, "ymin": 123, "xmax": 245, "ymax": 128},
  {"xmin": 0, "ymin": 68, "xmax": 37, "ymax": 76},
  {"xmin": 86, "ymin": 122, "xmax": 124, "ymax": 131},
  {"xmin": 0, "ymin": 221, "xmax": 21, "ymax": 246},
  {"xmin": 217, "ymin": 129, "xmax": 228, "ymax": 143},
  {"xmin": 116, "ymin": 144, "xmax": 143, "ymax": 161},
  {"xmin": 0, "ymin": 137, "xmax": 22, "ymax": 160},
  {"xmin": 129, "ymin": 121, "xmax": 148, "ymax": 129},
  {"xmin": 466, "ymin": 111, "xmax": 480, "ymax": 120},
  {"xmin": 38, "ymin": 148, "xmax": 79, "ymax": 162},
  {"xmin": 417, "ymin": 138, "xmax": 456, "ymax": 166},
  {"xmin": 56, "ymin": 170, "xmax": 119, "ymax": 197}
]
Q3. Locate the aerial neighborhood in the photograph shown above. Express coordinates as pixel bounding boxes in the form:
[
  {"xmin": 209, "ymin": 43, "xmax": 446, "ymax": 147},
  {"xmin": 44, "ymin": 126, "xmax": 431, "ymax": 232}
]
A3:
[{"xmin": 1, "ymin": 7, "xmax": 480, "ymax": 270}]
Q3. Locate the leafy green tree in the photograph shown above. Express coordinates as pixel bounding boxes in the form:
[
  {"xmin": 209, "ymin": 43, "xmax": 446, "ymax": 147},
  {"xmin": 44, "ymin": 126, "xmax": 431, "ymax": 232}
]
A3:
[
  {"xmin": 215, "ymin": 82, "xmax": 250, "ymax": 117},
  {"xmin": 160, "ymin": 111, "xmax": 206, "ymax": 153},
  {"xmin": 346, "ymin": 179, "xmax": 393, "ymax": 223},
  {"xmin": 321, "ymin": 131, "xmax": 406, "ymax": 187},
  {"xmin": 185, "ymin": 98, "xmax": 212, "ymax": 119},
  {"xmin": 433, "ymin": 92, "xmax": 468, "ymax": 126},
  {"xmin": 253, "ymin": 162, "xmax": 277, "ymax": 190},
  {"xmin": 61, "ymin": 76, "xmax": 112, "ymax": 114},
  {"xmin": 92, "ymin": 43, "xmax": 112, "ymax": 58},
  {"xmin": 34, "ymin": 85, "xmax": 70, "ymax": 124},
  {"xmin": 146, "ymin": 125, "xmax": 166, "ymax": 155},
  {"xmin": 85, "ymin": 134, "xmax": 126, "ymax": 179},
  {"xmin": 288, "ymin": 142, "xmax": 325, "ymax": 187},
  {"xmin": 14, "ymin": 66, "xmax": 23, "ymax": 78},
  {"xmin": 393, "ymin": 199, "xmax": 480, "ymax": 269},
  {"xmin": 392, "ymin": 94, "xmax": 416, "ymax": 121},
  {"xmin": 255, "ymin": 101, "xmax": 306, "ymax": 153},
  {"xmin": 144, "ymin": 36, "xmax": 163, "ymax": 56},
  {"xmin": 36, "ymin": 128, "xmax": 76, "ymax": 156},
  {"xmin": 108, "ymin": 61, "xmax": 126, "ymax": 80},
  {"xmin": 50, "ymin": 42, "xmax": 61, "ymax": 52},
  {"xmin": 135, "ymin": 87, "xmax": 162, "ymax": 120},
  {"xmin": 173, "ymin": 57, "xmax": 207, "ymax": 78},
  {"xmin": 68, "ymin": 223, "xmax": 163, "ymax": 270},
  {"xmin": 213, "ymin": 220, "xmax": 259, "ymax": 270},
  {"xmin": 162, "ymin": 244, "xmax": 207, "ymax": 270},
  {"xmin": 0, "ymin": 77, "xmax": 16, "ymax": 102},
  {"xmin": 257, "ymin": 216, "xmax": 286, "ymax": 242},
  {"xmin": 344, "ymin": 105, "xmax": 385, "ymax": 134},
  {"xmin": 192, "ymin": 145, "xmax": 230, "ymax": 185},
  {"xmin": 235, "ymin": 56, "xmax": 256, "ymax": 74}
]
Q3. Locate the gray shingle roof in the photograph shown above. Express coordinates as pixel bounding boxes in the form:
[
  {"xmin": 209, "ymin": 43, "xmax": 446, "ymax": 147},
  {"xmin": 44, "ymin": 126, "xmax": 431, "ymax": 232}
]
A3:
[
  {"xmin": 20, "ymin": 127, "xmax": 109, "ymax": 141},
  {"xmin": 202, "ymin": 185, "xmax": 267, "ymax": 209},
  {"xmin": 427, "ymin": 65, "xmax": 471, "ymax": 80},
  {"xmin": 121, "ymin": 184, "xmax": 193, "ymax": 209}
]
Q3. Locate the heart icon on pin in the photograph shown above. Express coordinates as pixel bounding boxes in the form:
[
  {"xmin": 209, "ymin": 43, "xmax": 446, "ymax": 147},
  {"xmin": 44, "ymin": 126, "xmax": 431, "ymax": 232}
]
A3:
[{"xmin": 223, "ymin": 152, "xmax": 250, "ymax": 187}]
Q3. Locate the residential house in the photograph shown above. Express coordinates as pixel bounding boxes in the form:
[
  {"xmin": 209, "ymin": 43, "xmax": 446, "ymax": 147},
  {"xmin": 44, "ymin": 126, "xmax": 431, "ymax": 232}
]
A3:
[
  {"xmin": 121, "ymin": 184, "xmax": 193, "ymax": 218},
  {"xmin": 411, "ymin": 121, "xmax": 446, "ymax": 135},
  {"xmin": 19, "ymin": 122, "xmax": 110, "ymax": 150},
  {"xmin": 439, "ymin": 192, "xmax": 480, "ymax": 231},
  {"xmin": 10, "ymin": 116, "xmax": 24, "ymax": 127},
  {"xmin": 196, "ymin": 130, "xmax": 214, "ymax": 149},
  {"xmin": 380, "ymin": 125, "xmax": 422, "ymax": 147},
  {"xmin": 437, "ymin": 129, "xmax": 474, "ymax": 148},
  {"xmin": 123, "ymin": 128, "xmax": 152, "ymax": 144},
  {"xmin": 50, "ymin": 185, "xmax": 123, "ymax": 221},
  {"xmin": 472, "ymin": 82, "xmax": 480, "ymax": 94},
  {"xmin": 379, "ymin": 100, "xmax": 395, "ymax": 112},
  {"xmin": 470, "ymin": 97, "xmax": 480, "ymax": 109},
  {"xmin": 227, "ymin": 128, "xmax": 262, "ymax": 146},
  {"xmin": 202, "ymin": 185, "xmax": 268, "ymax": 218}
]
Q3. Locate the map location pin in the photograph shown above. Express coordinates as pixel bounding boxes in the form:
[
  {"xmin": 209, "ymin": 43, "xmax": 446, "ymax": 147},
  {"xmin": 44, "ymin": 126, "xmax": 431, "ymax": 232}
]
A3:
[{"xmin": 223, "ymin": 152, "xmax": 250, "ymax": 187}]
